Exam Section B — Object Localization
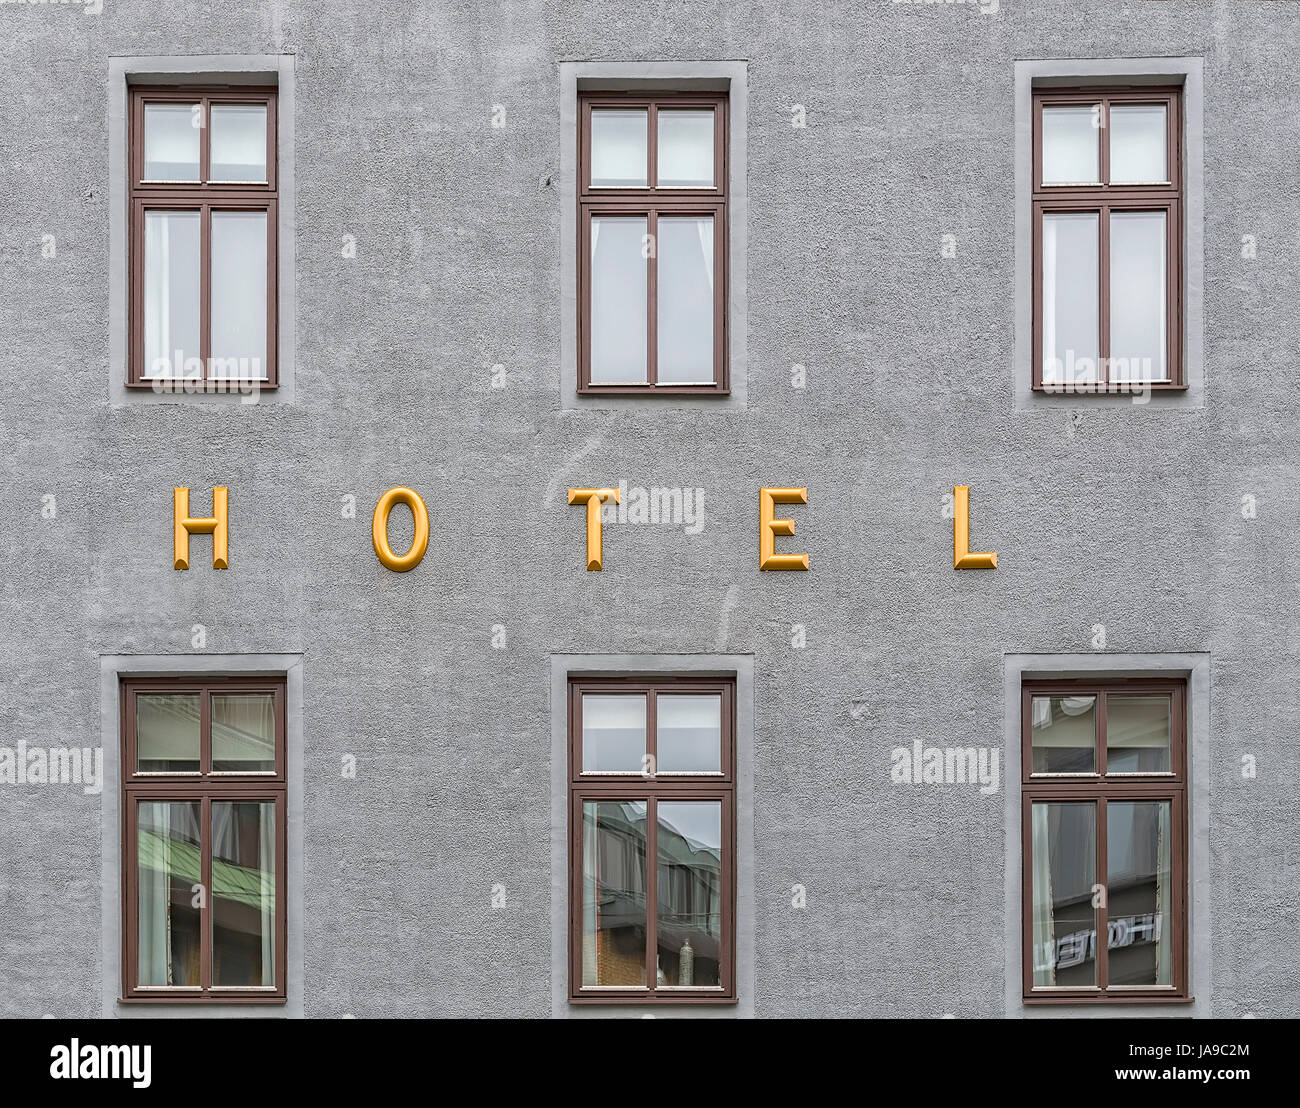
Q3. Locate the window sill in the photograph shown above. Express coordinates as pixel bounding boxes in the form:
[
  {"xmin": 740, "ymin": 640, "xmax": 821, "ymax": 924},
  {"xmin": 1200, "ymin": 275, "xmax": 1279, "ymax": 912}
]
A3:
[
  {"xmin": 578, "ymin": 385, "xmax": 730, "ymax": 397},
  {"xmin": 1030, "ymin": 383, "xmax": 1188, "ymax": 394},
  {"xmin": 569, "ymin": 992, "xmax": 737, "ymax": 1006},
  {"xmin": 119, "ymin": 995, "xmax": 286, "ymax": 1005},
  {"xmin": 124, "ymin": 379, "xmax": 279, "ymax": 391},
  {"xmin": 1023, "ymin": 993, "xmax": 1193, "ymax": 1006}
]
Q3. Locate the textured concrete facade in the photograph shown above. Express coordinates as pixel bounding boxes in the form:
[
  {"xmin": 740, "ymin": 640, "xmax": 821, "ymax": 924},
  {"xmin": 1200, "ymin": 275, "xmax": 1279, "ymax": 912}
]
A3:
[{"xmin": 1, "ymin": 0, "xmax": 1298, "ymax": 1018}]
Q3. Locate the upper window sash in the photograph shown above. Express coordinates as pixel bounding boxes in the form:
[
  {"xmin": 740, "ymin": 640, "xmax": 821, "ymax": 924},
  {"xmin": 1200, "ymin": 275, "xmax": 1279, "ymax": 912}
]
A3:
[
  {"xmin": 1032, "ymin": 88, "xmax": 1181, "ymax": 196},
  {"xmin": 122, "ymin": 677, "xmax": 286, "ymax": 785},
  {"xmin": 1020, "ymin": 680, "xmax": 1186, "ymax": 784},
  {"xmin": 568, "ymin": 677, "xmax": 736, "ymax": 786},
  {"xmin": 131, "ymin": 87, "xmax": 278, "ymax": 194},
  {"xmin": 580, "ymin": 94, "xmax": 727, "ymax": 199}
]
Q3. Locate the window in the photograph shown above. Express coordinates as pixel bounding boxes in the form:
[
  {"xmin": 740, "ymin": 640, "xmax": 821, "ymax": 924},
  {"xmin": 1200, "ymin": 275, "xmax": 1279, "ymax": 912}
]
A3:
[
  {"xmin": 568, "ymin": 675, "xmax": 736, "ymax": 1003},
  {"xmin": 578, "ymin": 92, "xmax": 728, "ymax": 394},
  {"xmin": 120, "ymin": 676, "xmax": 286, "ymax": 1002},
  {"xmin": 1021, "ymin": 678, "xmax": 1187, "ymax": 1002},
  {"xmin": 128, "ymin": 86, "xmax": 278, "ymax": 387},
  {"xmin": 1033, "ymin": 86, "xmax": 1182, "ymax": 390}
]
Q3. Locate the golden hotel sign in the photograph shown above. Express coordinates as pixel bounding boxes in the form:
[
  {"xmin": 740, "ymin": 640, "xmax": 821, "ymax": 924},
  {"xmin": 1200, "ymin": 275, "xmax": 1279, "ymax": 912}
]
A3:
[{"xmin": 171, "ymin": 484, "xmax": 997, "ymax": 573}]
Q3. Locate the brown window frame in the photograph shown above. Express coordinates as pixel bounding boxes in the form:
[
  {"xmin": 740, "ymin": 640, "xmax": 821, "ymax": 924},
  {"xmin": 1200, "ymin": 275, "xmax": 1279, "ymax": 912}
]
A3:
[
  {"xmin": 127, "ymin": 85, "xmax": 279, "ymax": 388},
  {"xmin": 1020, "ymin": 677, "xmax": 1188, "ymax": 1004},
  {"xmin": 567, "ymin": 674, "xmax": 737, "ymax": 1004},
  {"xmin": 1032, "ymin": 85, "xmax": 1183, "ymax": 391},
  {"xmin": 119, "ymin": 675, "xmax": 287, "ymax": 1004},
  {"xmin": 577, "ymin": 91, "xmax": 729, "ymax": 396}
]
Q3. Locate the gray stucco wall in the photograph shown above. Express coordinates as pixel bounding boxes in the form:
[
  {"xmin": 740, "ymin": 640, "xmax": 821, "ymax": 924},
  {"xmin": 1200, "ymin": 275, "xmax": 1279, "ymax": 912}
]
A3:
[{"xmin": 1, "ymin": 0, "xmax": 1297, "ymax": 1018}]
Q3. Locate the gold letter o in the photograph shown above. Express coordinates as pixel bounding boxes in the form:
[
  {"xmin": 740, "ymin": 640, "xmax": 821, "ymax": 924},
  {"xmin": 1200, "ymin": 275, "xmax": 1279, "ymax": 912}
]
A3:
[{"xmin": 371, "ymin": 487, "xmax": 430, "ymax": 572}]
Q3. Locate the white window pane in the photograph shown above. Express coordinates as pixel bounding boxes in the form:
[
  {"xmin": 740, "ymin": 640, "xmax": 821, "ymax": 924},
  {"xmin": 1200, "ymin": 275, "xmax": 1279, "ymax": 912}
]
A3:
[
  {"xmin": 590, "ymin": 216, "xmax": 647, "ymax": 383},
  {"xmin": 210, "ymin": 104, "xmax": 267, "ymax": 182},
  {"xmin": 144, "ymin": 103, "xmax": 199, "ymax": 181},
  {"xmin": 657, "ymin": 109, "xmax": 714, "ymax": 187},
  {"xmin": 211, "ymin": 210, "xmax": 268, "ymax": 379},
  {"xmin": 1041, "ymin": 212, "xmax": 1098, "ymax": 384},
  {"xmin": 1110, "ymin": 104, "xmax": 1167, "ymax": 184},
  {"xmin": 591, "ymin": 109, "xmax": 647, "ymax": 187},
  {"xmin": 1042, "ymin": 105, "xmax": 1099, "ymax": 184},
  {"xmin": 582, "ymin": 694, "xmax": 646, "ymax": 773},
  {"xmin": 1109, "ymin": 210, "xmax": 1167, "ymax": 382},
  {"xmin": 656, "ymin": 216, "xmax": 715, "ymax": 384},
  {"xmin": 657, "ymin": 695, "xmax": 721, "ymax": 773},
  {"xmin": 144, "ymin": 209, "xmax": 200, "ymax": 378}
]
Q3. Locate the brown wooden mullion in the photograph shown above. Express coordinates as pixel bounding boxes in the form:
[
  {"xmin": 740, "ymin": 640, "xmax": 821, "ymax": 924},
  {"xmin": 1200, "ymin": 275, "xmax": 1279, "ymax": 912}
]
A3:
[
  {"xmin": 645, "ymin": 795, "xmax": 658, "ymax": 992},
  {"xmin": 648, "ymin": 208, "xmax": 658, "ymax": 385},
  {"xmin": 200, "ymin": 793, "xmax": 212, "ymax": 991},
  {"xmin": 1096, "ymin": 796, "xmax": 1108, "ymax": 991}
]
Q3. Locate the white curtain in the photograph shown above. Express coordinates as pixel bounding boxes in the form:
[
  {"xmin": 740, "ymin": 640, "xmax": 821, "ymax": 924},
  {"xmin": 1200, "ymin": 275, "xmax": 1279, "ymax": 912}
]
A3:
[
  {"xmin": 259, "ymin": 804, "xmax": 275, "ymax": 986},
  {"xmin": 1156, "ymin": 802, "xmax": 1172, "ymax": 986},
  {"xmin": 581, "ymin": 804, "xmax": 599, "ymax": 986},
  {"xmin": 1030, "ymin": 804, "xmax": 1057, "ymax": 987},
  {"xmin": 138, "ymin": 803, "xmax": 174, "ymax": 986},
  {"xmin": 696, "ymin": 218, "xmax": 714, "ymax": 291}
]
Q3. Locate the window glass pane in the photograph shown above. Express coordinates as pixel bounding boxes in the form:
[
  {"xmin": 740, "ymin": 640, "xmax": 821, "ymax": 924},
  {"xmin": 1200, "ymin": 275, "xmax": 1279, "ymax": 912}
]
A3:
[
  {"xmin": 1042, "ymin": 105, "xmax": 1099, "ymax": 184},
  {"xmin": 210, "ymin": 210, "xmax": 268, "ymax": 379},
  {"xmin": 1041, "ymin": 212, "xmax": 1099, "ymax": 384},
  {"xmin": 582, "ymin": 694, "xmax": 646, "ymax": 773},
  {"xmin": 656, "ymin": 801, "xmax": 723, "ymax": 988},
  {"xmin": 136, "ymin": 693, "xmax": 200, "ymax": 773},
  {"xmin": 1030, "ymin": 801, "xmax": 1097, "ymax": 987},
  {"xmin": 1109, "ymin": 104, "xmax": 1167, "ymax": 184},
  {"xmin": 657, "ymin": 109, "xmax": 714, "ymax": 187},
  {"xmin": 656, "ymin": 215, "xmax": 715, "ymax": 384},
  {"xmin": 590, "ymin": 109, "xmax": 647, "ymax": 186},
  {"xmin": 581, "ymin": 800, "xmax": 648, "ymax": 987},
  {"xmin": 137, "ymin": 800, "xmax": 201, "ymax": 986},
  {"xmin": 1109, "ymin": 210, "xmax": 1167, "ymax": 382},
  {"xmin": 210, "ymin": 104, "xmax": 268, "ymax": 182},
  {"xmin": 144, "ymin": 209, "xmax": 201, "ymax": 379},
  {"xmin": 1107, "ymin": 800, "xmax": 1173, "ymax": 986},
  {"xmin": 656, "ymin": 694, "xmax": 721, "ymax": 773},
  {"xmin": 212, "ymin": 693, "xmax": 276, "ymax": 772},
  {"xmin": 1106, "ymin": 695, "xmax": 1171, "ymax": 773},
  {"xmin": 212, "ymin": 801, "xmax": 276, "ymax": 987},
  {"xmin": 1031, "ymin": 695, "xmax": 1096, "ymax": 773},
  {"xmin": 144, "ymin": 102, "xmax": 200, "ymax": 180},
  {"xmin": 589, "ymin": 216, "xmax": 647, "ymax": 384}
]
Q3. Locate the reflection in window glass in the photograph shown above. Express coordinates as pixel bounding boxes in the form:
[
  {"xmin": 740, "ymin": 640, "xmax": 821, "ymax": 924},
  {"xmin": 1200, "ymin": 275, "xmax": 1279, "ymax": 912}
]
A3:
[
  {"xmin": 589, "ymin": 216, "xmax": 648, "ymax": 384},
  {"xmin": 1030, "ymin": 801, "xmax": 1096, "ymax": 987},
  {"xmin": 144, "ymin": 103, "xmax": 200, "ymax": 180},
  {"xmin": 591, "ymin": 109, "xmax": 647, "ymax": 187},
  {"xmin": 656, "ymin": 694, "xmax": 721, "ymax": 773},
  {"xmin": 212, "ymin": 693, "xmax": 276, "ymax": 772},
  {"xmin": 211, "ymin": 210, "xmax": 268, "ymax": 378},
  {"xmin": 1106, "ymin": 696, "xmax": 1171, "ymax": 773},
  {"xmin": 210, "ymin": 104, "xmax": 267, "ymax": 182},
  {"xmin": 582, "ymin": 694, "xmax": 646, "ymax": 772},
  {"xmin": 143, "ymin": 209, "xmax": 201, "ymax": 379},
  {"xmin": 1030, "ymin": 695, "xmax": 1096, "ymax": 773},
  {"xmin": 581, "ymin": 800, "xmax": 648, "ymax": 987},
  {"xmin": 1109, "ymin": 104, "xmax": 1167, "ymax": 184},
  {"xmin": 136, "ymin": 693, "xmax": 200, "ymax": 773},
  {"xmin": 656, "ymin": 215, "xmax": 715, "ymax": 384},
  {"xmin": 137, "ymin": 800, "xmax": 202, "ymax": 985},
  {"xmin": 212, "ymin": 801, "xmax": 276, "ymax": 987},
  {"xmin": 1109, "ymin": 210, "xmax": 1166, "ymax": 382},
  {"xmin": 1041, "ymin": 212, "xmax": 1099, "ymax": 384},
  {"xmin": 1107, "ymin": 800, "xmax": 1172, "ymax": 986},
  {"xmin": 656, "ymin": 801, "xmax": 722, "ymax": 987},
  {"xmin": 1042, "ymin": 105, "xmax": 1099, "ymax": 184},
  {"xmin": 657, "ymin": 109, "xmax": 714, "ymax": 187}
]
